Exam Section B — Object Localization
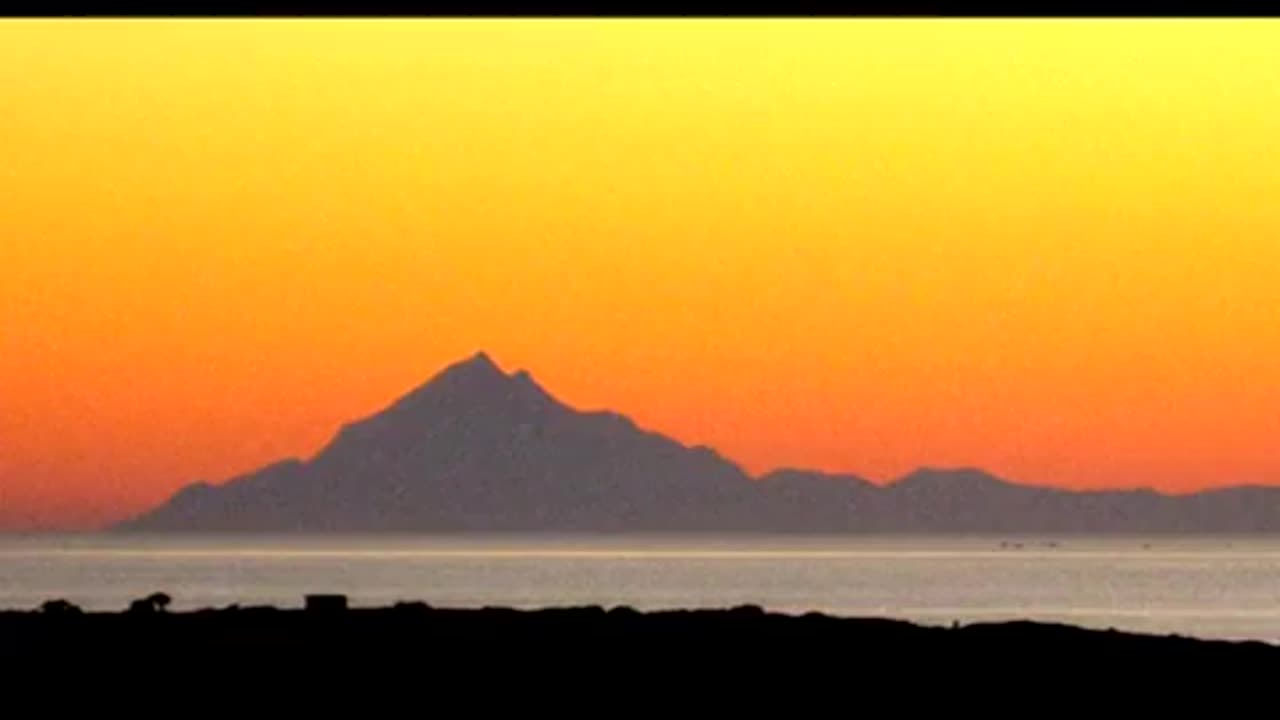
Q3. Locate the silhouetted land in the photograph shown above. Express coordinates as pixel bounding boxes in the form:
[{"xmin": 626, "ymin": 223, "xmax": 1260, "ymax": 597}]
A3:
[
  {"xmin": 120, "ymin": 352, "xmax": 1280, "ymax": 534},
  {"xmin": 8, "ymin": 596, "xmax": 1277, "ymax": 673}
]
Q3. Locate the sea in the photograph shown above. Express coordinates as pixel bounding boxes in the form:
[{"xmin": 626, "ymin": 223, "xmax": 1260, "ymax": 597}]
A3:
[{"xmin": 2, "ymin": 534, "xmax": 1277, "ymax": 644}]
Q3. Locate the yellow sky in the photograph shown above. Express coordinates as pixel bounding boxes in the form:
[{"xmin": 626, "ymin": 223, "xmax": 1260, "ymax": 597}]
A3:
[{"xmin": 2, "ymin": 20, "xmax": 1279, "ymax": 529}]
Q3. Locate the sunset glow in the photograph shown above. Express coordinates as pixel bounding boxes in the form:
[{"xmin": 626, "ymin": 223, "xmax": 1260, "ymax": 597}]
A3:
[{"xmin": 3, "ymin": 19, "xmax": 1280, "ymax": 529}]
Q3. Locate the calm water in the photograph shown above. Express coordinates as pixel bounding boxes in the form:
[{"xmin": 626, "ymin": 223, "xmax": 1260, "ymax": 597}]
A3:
[{"xmin": 2, "ymin": 534, "xmax": 1278, "ymax": 644}]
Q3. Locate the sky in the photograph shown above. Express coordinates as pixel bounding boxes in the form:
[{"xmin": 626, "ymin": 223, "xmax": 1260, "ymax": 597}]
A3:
[{"xmin": 3, "ymin": 19, "xmax": 1280, "ymax": 530}]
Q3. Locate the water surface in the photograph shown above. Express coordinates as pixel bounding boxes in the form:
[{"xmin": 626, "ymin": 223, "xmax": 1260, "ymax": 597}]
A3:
[{"xmin": 2, "ymin": 534, "xmax": 1276, "ymax": 643}]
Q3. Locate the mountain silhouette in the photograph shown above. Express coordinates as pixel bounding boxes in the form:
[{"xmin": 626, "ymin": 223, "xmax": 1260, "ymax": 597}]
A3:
[{"xmin": 117, "ymin": 351, "xmax": 1280, "ymax": 533}]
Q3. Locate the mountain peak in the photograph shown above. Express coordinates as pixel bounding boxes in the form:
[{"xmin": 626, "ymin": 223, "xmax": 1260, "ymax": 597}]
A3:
[
  {"xmin": 369, "ymin": 351, "xmax": 515, "ymax": 416},
  {"xmin": 433, "ymin": 350, "xmax": 509, "ymax": 384},
  {"xmin": 459, "ymin": 350, "xmax": 502, "ymax": 373},
  {"xmin": 396, "ymin": 351, "xmax": 567, "ymax": 416}
]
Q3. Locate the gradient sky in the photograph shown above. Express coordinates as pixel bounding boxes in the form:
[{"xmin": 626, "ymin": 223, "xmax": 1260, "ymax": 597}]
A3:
[{"xmin": 3, "ymin": 20, "xmax": 1280, "ymax": 530}]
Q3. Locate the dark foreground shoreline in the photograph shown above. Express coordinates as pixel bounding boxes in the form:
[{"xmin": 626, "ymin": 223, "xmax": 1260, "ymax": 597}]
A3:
[{"xmin": 5, "ymin": 597, "xmax": 1278, "ymax": 673}]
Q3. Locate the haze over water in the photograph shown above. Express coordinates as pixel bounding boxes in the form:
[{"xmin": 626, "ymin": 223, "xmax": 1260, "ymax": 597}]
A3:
[{"xmin": 3, "ymin": 534, "xmax": 1277, "ymax": 644}]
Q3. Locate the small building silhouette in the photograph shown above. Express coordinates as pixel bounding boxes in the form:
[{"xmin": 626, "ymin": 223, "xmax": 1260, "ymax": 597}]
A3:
[{"xmin": 305, "ymin": 594, "xmax": 348, "ymax": 613}]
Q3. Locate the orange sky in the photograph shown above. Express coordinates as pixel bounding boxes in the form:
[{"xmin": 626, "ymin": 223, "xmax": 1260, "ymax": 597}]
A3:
[{"xmin": 3, "ymin": 20, "xmax": 1280, "ymax": 530}]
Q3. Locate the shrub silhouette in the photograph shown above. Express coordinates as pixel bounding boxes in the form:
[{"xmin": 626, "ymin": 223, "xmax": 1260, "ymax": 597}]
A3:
[
  {"xmin": 128, "ymin": 592, "xmax": 173, "ymax": 614},
  {"xmin": 40, "ymin": 599, "xmax": 83, "ymax": 615}
]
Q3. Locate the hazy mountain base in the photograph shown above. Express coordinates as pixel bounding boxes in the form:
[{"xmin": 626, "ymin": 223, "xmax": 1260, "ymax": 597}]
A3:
[{"xmin": 118, "ymin": 352, "xmax": 1280, "ymax": 534}]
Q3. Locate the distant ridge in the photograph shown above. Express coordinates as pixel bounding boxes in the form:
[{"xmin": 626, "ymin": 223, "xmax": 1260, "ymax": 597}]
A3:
[{"xmin": 117, "ymin": 352, "xmax": 1280, "ymax": 533}]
